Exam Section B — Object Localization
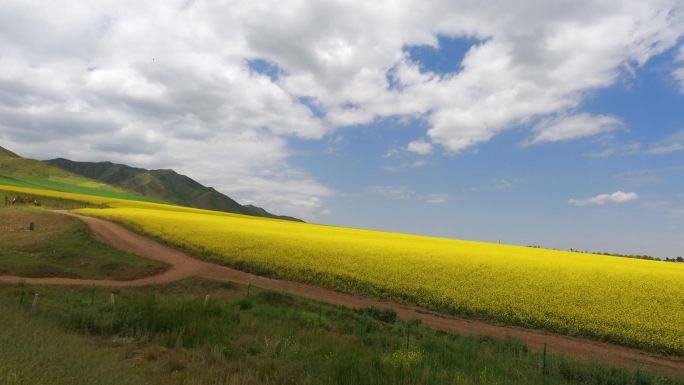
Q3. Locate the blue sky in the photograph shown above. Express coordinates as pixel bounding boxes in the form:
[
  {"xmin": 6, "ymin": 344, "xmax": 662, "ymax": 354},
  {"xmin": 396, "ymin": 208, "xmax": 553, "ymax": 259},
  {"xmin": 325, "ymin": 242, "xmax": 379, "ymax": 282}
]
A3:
[
  {"xmin": 1, "ymin": 1, "xmax": 683, "ymax": 257},
  {"xmin": 279, "ymin": 38, "xmax": 684, "ymax": 257}
]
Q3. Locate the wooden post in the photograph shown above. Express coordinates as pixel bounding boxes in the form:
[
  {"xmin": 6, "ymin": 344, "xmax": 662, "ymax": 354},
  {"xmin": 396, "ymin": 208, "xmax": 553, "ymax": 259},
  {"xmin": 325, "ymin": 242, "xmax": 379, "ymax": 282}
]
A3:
[
  {"xmin": 32, "ymin": 293, "xmax": 39, "ymax": 308},
  {"xmin": 203, "ymin": 294, "xmax": 210, "ymax": 307},
  {"xmin": 90, "ymin": 285, "xmax": 96, "ymax": 306},
  {"xmin": 28, "ymin": 222, "xmax": 34, "ymax": 231},
  {"xmin": 110, "ymin": 293, "xmax": 116, "ymax": 306},
  {"xmin": 247, "ymin": 282, "xmax": 251, "ymax": 297},
  {"xmin": 542, "ymin": 343, "xmax": 547, "ymax": 375}
]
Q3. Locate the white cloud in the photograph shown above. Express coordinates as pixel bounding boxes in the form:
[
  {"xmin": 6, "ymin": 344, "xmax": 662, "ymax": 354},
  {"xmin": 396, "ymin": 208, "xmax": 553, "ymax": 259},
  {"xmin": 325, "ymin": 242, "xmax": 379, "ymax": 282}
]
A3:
[
  {"xmin": 676, "ymin": 69, "xmax": 684, "ymax": 92},
  {"xmin": 383, "ymin": 148, "xmax": 401, "ymax": 158},
  {"xmin": 411, "ymin": 159, "xmax": 427, "ymax": 168},
  {"xmin": 493, "ymin": 179, "xmax": 514, "ymax": 190},
  {"xmin": 675, "ymin": 46, "xmax": 684, "ymax": 92},
  {"xmin": 588, "ymin": 142, "xmax": 641, "ymax": 158},
  {"xmin": 649, "ymin": 143, "xmax": 684, "ymax": 154},
  {"xmin": 423, "ymin": 193, "xmax": 449, "ymax": 204},
  {"xmin": 527, "ymin": 113, "xmax": 623, "ymax": 145},
  {"xmin": 407, "ymin": 139, "xmax": 432, "ymax": 155},
  {"xmin": 383, "ymin": 158, "xmax": 428, "ymax": 172},
  {"xmin": 0, "ymin": 0, "xmax": 683, "ymax": 216},
  {"xmin": 647, "ymin": 129, "xmax": 684, "ymax": 154},
  {"xmin": 569, "ymin": 191, "xmax": 639, "ymax": 206}
]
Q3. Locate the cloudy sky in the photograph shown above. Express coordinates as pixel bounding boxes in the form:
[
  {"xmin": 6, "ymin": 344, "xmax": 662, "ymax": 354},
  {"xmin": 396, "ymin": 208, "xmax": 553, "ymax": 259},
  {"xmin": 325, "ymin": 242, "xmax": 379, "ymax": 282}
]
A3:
[{"xmin": 1, "ymin": 0, "xmax": 684, "ymax": 256}]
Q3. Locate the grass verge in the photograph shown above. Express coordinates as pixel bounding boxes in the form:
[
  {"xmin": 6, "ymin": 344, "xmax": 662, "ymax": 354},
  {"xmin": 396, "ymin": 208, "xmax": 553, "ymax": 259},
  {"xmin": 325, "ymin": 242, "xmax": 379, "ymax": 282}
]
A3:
[
  {"xmin": 0, "ymin": 279, "xmax": 679, "ymax": 385},
  {"xmin": 0, "ymin": 300, "xmax": 147, "ymax": 385}
]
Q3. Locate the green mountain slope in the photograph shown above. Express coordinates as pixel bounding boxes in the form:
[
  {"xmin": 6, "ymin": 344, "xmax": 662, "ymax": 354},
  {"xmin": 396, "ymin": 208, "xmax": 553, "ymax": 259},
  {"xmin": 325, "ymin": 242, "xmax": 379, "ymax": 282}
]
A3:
[
  {"xmin": 0, "ymin": 146, "xmax": 20, "ymax": 159},
  {"xmin": 0, "ymin": 146, "xmax": 161, "ymax": 202},
  {"xmin": 47, "ymin": 158, "xmax": 302, "ymax": 221}
]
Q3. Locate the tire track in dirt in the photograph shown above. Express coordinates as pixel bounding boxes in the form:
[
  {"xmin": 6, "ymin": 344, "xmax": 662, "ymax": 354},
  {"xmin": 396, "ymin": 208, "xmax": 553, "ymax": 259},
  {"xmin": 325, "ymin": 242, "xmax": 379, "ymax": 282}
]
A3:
[{"xmin": 1, "ymin": 213, "xmax": 682, "ymax": 378}]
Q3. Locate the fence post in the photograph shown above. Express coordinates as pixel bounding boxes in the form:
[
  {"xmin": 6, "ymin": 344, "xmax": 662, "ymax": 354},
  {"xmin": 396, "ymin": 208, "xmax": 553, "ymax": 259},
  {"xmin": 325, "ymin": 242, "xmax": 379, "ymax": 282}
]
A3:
[
  {"xmin": 32, "ymin": 293, "xmax": 39, "ymax": 308},
  {"xmin": 542, "ymin": 343, "xmax": 547, "ymax": 375},
  {"xmin": 110, "ymin": 293, "xmax": 116, "ymax": 307},
  {"xmin": 90, "ymin": 285, "xmax": 96, "ymax": 306},
  {"xmin": 203, "ymin": 294, "xmax": 210, "ymax": 307},
  {"xmin": 247, "ymin": 282, "xmax": 251, "ymax": 297}
]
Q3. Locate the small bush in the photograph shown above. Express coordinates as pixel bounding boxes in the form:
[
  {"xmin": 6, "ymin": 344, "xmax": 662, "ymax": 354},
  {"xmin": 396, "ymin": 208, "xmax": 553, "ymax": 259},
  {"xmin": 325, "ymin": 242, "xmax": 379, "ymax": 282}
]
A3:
[
  {"xmin": 236, "ymin": 298, "xmax": 253, "ymax": 310},
  {"xmin": 361, "ymin": 306, "xmax": 397, "ymax": 324}
]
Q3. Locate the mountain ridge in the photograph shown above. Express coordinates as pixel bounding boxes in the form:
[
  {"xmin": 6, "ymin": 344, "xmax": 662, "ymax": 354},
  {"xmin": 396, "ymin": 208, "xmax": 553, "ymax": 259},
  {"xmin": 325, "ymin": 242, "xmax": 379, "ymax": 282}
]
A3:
[
  {"xmin": 0, "ymin": 146, "xmax": 20, "ymax": 159},
  {"xmin": 0, "ymin": 145, "xmax": 163, "ymax": 202},
  {"xmin": 46, "ymin": 157, "xmax": 302, "ymax": 222}
]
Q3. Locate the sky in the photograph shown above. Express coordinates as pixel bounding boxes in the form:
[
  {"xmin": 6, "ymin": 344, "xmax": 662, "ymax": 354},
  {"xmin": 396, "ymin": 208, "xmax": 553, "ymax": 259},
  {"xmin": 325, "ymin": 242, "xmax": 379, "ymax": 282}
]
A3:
[{"xmin": 1, "ymin": 1, "xmax": 684, "ymax": 256}]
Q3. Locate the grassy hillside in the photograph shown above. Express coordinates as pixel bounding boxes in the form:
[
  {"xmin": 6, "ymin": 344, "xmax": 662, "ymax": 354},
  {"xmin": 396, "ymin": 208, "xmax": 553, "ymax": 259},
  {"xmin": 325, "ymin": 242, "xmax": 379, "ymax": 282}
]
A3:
[
  {"xmin": 0, "ymin": 146, "xmax": 163, "ymax": 203},
  {"xmin": 0, "ymin": 145, "xmax": 19, "ymax": 158},
  {"xmin": 47, "ymin": 158, "xmax": 302, "ymax": 221},
  {"xmin": 2, "ymin": 279, "xmax": 676, "ymax": 385},
  {"xmin": 0, "ymin": 207, "xmax": 167, "ymax": 280}
]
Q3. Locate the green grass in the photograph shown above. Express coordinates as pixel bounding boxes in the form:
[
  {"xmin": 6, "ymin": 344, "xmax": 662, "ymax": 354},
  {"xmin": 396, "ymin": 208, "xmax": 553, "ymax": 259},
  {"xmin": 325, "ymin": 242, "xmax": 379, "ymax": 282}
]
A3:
[
  {"xmin": 0, "ymin": 207, "xmax": 167, "ymax": 280},
  {"xmin": 0, "ymin": 148, "xmax": 165, "ymax": 204},
  {"xmin": 0, "ymin": 303, "xmax": 147, "ymax": 385},
  {"xmin": 0, "ymin": 279, "xmax": 679, "ymax": 385},
  {"xmin": 0, "ymin": 175, "xmax": 164, "ymax": 203}
]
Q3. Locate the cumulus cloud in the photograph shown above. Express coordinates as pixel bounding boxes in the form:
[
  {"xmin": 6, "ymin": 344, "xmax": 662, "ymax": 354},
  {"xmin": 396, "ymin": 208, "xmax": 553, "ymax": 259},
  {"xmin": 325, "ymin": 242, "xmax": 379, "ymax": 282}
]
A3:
[
  {"xmin": 527, "ymin": 113, "xmax": 623, "ymax": 145},
  {"xmin": 407, "ymin": 139, "xmax": 432, "ymax": 154},
  {"xmin": 0, "ymin": 0, "xmax": 683, "ymax": 215},
  {"xmin": 0, "ymin": 1, "xmax": 332, "ymax": 217},
  {"xmin": 569, "ymin": 191, "xmax": 639, "ymax": 206}
]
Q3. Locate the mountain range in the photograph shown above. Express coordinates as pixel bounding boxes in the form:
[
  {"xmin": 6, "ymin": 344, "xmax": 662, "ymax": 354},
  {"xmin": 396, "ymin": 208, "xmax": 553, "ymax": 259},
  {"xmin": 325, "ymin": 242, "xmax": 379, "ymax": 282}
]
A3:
[
  {"xmin": 0, "ymin": 144, "xmax": 301, "ymax": 221},
  {"xmin": 47, "ymin": 158, "xmax": 302, "ymax": 221}
]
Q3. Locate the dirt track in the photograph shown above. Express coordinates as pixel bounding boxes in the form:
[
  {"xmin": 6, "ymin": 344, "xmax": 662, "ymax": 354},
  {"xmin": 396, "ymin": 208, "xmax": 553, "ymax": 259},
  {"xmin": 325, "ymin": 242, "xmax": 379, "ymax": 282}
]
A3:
[{"xmin": 1, "ymin": 213, "xmax": 682, "ymax": 378}]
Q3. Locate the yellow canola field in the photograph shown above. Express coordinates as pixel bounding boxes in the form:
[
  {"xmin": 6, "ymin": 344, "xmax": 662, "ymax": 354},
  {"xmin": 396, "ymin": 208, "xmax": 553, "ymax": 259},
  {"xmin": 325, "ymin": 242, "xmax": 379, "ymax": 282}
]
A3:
[{"xmin": 2, "ymin": 185, "xmax": 683, "ymax": 355}]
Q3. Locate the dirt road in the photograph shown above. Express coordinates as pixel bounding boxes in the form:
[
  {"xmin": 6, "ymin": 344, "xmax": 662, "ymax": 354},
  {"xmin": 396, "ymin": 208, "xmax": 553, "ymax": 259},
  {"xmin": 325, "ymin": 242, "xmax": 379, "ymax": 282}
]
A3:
[{"xmin": 1, "ymin": 213, "xmax": 682, "ymax": 378}]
